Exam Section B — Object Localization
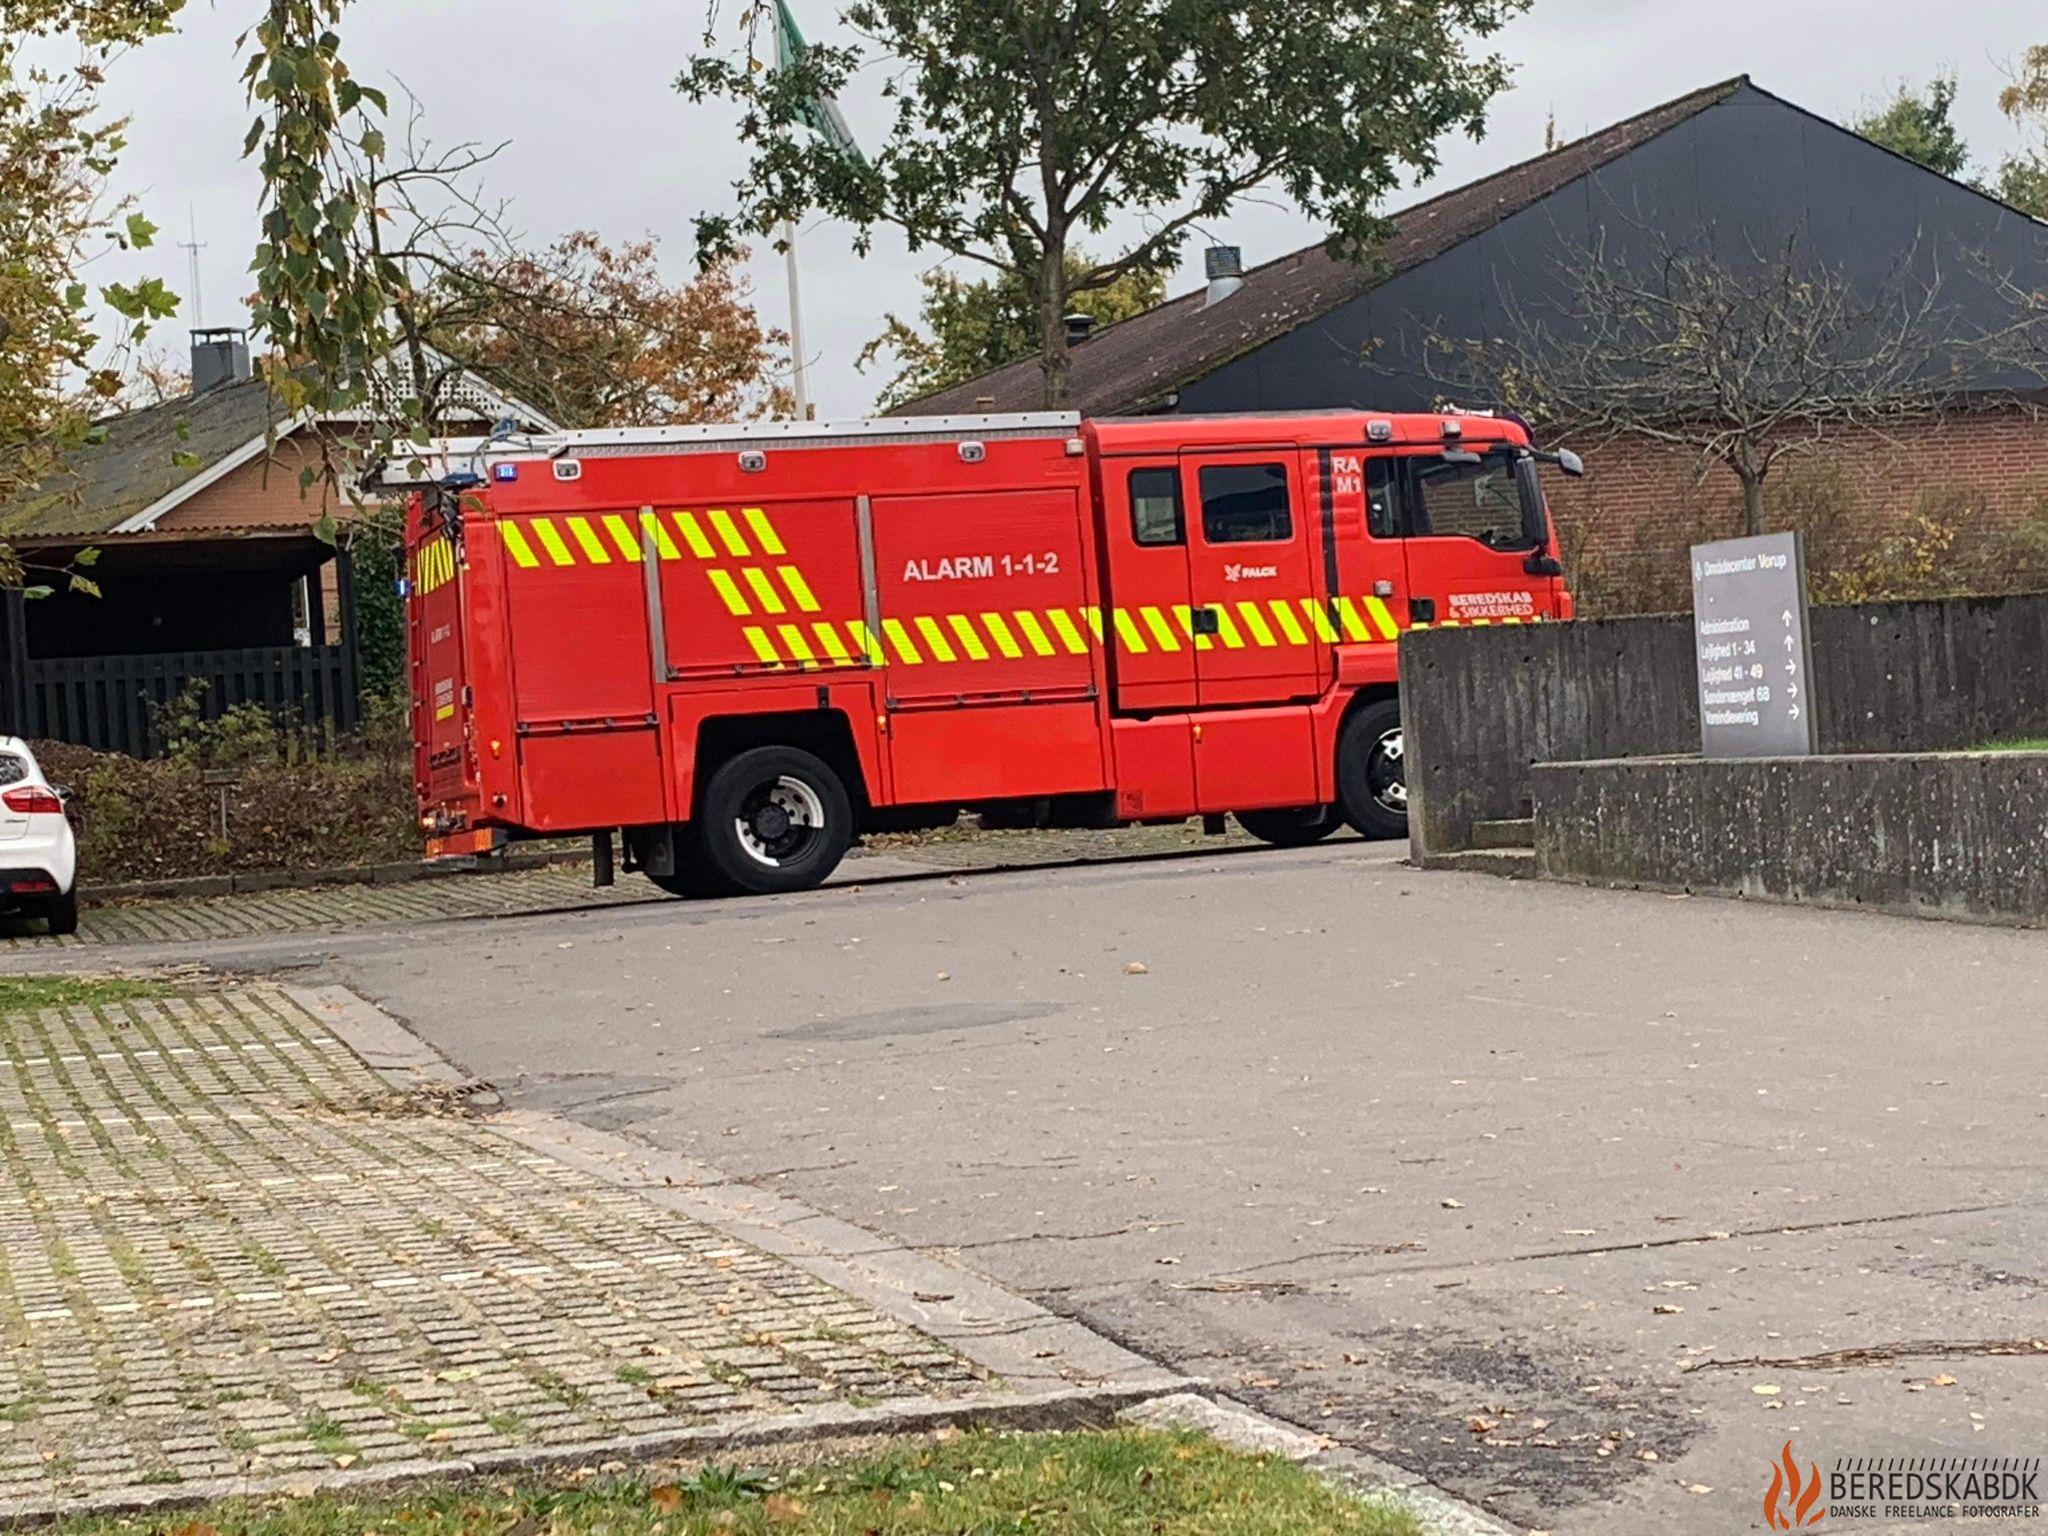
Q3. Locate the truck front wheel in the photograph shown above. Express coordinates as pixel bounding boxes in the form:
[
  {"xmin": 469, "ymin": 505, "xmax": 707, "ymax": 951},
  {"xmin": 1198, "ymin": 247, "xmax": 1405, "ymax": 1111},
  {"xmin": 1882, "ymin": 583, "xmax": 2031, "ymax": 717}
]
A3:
[
  {"xmin": 1336, "ymin": 699, "xmax": 1409, "ymax": 841},
  {"xmin": 697, "ymin": 746, "xmax": 854, "ymax": 895}
]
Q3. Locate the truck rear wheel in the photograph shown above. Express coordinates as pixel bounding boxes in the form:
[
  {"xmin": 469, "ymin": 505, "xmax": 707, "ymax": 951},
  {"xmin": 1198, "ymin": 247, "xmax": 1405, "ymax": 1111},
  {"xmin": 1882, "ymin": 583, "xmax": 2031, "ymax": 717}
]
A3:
[
  {"xmin": 1336, "ymin": 699, "xmax": 1409, "ymax": 841},
  {"xmin": 696, "ymin": 746, "xmax": 853, "ymax": 895},
  {"xmin": 1235, "ymin": 807, "xmax": 1340, "ymax": 847}
]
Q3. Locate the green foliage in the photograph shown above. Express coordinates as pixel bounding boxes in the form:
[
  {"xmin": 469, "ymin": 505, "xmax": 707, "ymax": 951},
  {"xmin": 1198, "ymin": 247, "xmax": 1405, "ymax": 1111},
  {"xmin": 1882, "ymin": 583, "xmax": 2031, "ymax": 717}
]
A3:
[
  {"xmin": 46, "ymin": 1428, "xmax": 1421, "ymax": 1535},
  {"xmin": 0, "ymin": 975, "xmax": 176, "ymax": 1012},
  {"xmin": 242, "ymin": 0, "xmax": 398, "ymax": 499},
  {"xmin": 347, "ymin": 508, "xmax": 407, "ymax": 702},
  {"xmin": 681, "ymin": 0, "xmax": 1524, "ymax": 405},
  {"xmin": 860, "ymin": 251, "xmax": 1164, "ymax": 409},
  {"xmin": 150, "ymin": 682, "xmax": 290, "ymax": 770},
  {"xmin": 1852, "ymin": 74, "xmax": 1972, "ymax": 178}
]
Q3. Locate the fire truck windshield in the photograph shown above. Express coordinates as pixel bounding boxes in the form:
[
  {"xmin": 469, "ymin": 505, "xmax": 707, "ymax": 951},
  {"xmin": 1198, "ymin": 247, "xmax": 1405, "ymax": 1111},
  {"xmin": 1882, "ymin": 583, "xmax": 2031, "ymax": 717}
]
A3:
[{"xmin": 1410, "ymin": 449, "xmax": 1547, "ymax": 551}]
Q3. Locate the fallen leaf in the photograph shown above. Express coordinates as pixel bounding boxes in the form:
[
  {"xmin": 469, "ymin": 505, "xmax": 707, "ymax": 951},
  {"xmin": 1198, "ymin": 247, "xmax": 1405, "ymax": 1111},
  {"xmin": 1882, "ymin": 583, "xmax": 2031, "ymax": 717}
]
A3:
[
  {"xmin": 1653, "ymin": 1304, "xmax": 1685, "ymax": 1315},
  {"xmin": 764, "ymin": 1493, "xmax": 807, "ymax": 1523},
  {"xmin": 1752, "ymin": 1384, "xmax": 1781, "ymax": 1396},
  {"xmin": 650, "ymin": 1486, "xmax": 681, "ymax": 1511},
  {"xmin": 1441, "ymin": 1198, "xmax": 1465, "ymax": 1210},
  {"xmin": 1930, "ymin": 1374, "xmax": 1958, "ymax": 1388},
  {"xmin": 1688, "ymin": 1484, "xmax": 1714, "ymax": 1495},
  {"xmin": 1466, "ymin": 1415, "xmax": 1497, "ymax": 1435},
  {"xmin": 437, "ymin": 1368, "xmax": 477, "ymax": 1383},
  {"xmin": 1125, "ymin": 961, "xmax": 1149, "ymax": 975},
  {"xmin": 332, "ymin": 1454, "xmax": 358, "ymax": 1469},
  {"xmin": 1155, "ymin": 1256, "xmax": 1181, "ymax": 1266}
]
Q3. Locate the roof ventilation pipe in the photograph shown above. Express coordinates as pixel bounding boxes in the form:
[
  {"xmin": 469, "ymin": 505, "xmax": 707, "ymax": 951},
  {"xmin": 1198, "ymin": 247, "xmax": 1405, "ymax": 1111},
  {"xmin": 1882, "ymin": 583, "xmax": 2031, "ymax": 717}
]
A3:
[{"xmin": 1203, "ymin": 245, "xmax": 1245, "ymax": 308}]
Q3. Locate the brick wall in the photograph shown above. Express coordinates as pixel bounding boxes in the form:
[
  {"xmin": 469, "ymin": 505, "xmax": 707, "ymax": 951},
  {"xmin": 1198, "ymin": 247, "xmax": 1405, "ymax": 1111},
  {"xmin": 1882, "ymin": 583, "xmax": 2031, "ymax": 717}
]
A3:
[{"xmin": 1546, "ymin": 405, "xmax": 2048, "ymax": 615}]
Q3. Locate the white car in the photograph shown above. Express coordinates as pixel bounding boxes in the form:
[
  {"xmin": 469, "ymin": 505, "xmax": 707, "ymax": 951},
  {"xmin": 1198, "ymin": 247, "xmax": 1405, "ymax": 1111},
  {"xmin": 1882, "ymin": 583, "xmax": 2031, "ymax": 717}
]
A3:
[{"xmin": 0, "ymin": 737, "xmax": 78, "ymax": 935}]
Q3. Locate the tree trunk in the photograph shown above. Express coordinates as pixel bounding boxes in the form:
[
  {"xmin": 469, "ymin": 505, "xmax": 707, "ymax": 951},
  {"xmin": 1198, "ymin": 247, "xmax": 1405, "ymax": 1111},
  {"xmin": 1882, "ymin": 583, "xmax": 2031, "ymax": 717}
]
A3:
[
  {"xmin": 1738, "ymin": 469, "xmax": 1766, "ymax": 537},
  {"xmin": 1036, "ymin": 243, "xmax": 1070, "ymax": 410}
]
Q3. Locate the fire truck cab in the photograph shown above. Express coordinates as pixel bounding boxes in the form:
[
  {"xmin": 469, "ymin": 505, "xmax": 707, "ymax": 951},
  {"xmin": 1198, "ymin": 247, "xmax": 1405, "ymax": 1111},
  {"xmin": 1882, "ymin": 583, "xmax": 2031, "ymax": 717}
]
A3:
[{"xmin": 402, "ymin": 410, "xmax": 1577, "ymax": 897}]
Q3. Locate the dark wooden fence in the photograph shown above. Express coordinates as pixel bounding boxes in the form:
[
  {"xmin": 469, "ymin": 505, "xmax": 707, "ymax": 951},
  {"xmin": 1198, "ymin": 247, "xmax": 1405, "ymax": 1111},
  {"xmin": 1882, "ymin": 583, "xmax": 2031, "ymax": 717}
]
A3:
[{"xmin": 18, "ymin": 645, "xmax": 361, "ymax": 759}]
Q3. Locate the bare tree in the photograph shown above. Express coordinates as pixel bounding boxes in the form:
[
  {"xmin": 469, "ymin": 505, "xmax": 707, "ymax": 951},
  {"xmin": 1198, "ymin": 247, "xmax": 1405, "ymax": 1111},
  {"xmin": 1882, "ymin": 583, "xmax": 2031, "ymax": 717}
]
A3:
[{"xmin": 1421, "ymin": 225, "xmax": 2025, "ymax": 535}]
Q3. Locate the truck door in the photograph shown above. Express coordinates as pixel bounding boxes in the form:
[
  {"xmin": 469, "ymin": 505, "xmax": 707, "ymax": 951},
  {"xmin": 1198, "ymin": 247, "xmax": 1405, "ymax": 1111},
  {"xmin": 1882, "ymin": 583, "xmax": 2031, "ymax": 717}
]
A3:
[
  {"xmin": 1394, "ymin": 448, "xmax": 1553, "ymax": 627},
  {"xmin": 408, "ymin": 498, "xmax": 476, "ymax": 811},
  {"xmin": 1181, "ymin": 450, "xmax": 1327, "ymax": 707},
  {"xmin": 1101, "ymin": 460, "xmax": 1198, "ymax": 713}
]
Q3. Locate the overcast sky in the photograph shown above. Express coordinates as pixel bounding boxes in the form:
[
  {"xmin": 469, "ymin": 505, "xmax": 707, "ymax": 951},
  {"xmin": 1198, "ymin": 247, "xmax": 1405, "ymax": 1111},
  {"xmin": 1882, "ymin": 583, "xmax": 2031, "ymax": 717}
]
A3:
[{"xmin": 88, "ymin": 0, "xmax": 2043, "ymax": 418}]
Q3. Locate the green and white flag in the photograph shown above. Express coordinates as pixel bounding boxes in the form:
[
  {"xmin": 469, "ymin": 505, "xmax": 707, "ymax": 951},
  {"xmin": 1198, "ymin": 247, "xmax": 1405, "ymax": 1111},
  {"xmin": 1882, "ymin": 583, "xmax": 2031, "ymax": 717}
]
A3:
[{"xmin": 774, "ymin": 0, "xmax": 864, "ymax": 163}]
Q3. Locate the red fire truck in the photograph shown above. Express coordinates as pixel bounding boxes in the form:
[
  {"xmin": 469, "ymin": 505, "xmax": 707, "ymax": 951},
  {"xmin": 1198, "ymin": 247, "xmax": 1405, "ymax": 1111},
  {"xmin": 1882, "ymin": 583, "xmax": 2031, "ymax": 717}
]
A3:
[{"xmin": 400, "ymin": 410, "xmax": 1578, "ymax": 896}]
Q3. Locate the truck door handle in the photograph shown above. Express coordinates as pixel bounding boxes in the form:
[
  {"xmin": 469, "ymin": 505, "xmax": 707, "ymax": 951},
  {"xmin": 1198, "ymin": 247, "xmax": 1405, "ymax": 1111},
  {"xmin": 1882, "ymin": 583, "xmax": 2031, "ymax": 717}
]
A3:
[
  {"xmin": 1409, "ymin": 597, "xmax": 1437, "ymax": 624},
  {"xmin": 1190, "ymin": 606, "xmax": 1221, "ymax": 636}
]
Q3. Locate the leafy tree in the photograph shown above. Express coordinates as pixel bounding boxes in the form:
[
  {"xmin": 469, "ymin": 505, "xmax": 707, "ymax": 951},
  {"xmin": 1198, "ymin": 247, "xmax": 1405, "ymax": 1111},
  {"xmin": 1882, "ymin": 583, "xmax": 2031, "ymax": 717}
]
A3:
[
  {"xmin": 1852, "ymin": 74, "xmax": 1972, "ymax": 179},
  {"xmin": 0, "ymin": 0, "xmax": 183, "ymax": 588},
  {"xmin": 1994, "ymin": 44, "xmax": 2048, "ymax": 217},
  {"xmin": 682, "ymin": 0, "xmax": 1525, "ymax": 408},
  {"xmin": 858, "ymin": 253, "xmax": 1163, "ymax": 411},
  {"xmin": 426, "ymin": 232, "xmax": 792, "ymax": 429}
]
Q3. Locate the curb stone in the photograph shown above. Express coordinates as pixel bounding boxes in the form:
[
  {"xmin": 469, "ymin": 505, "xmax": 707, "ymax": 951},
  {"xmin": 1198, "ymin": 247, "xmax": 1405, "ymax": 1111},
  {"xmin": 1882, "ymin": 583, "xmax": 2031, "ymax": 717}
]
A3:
[{"xmin": 301, "ymin": 982, "xmax": 1515, "ymax": 1536}]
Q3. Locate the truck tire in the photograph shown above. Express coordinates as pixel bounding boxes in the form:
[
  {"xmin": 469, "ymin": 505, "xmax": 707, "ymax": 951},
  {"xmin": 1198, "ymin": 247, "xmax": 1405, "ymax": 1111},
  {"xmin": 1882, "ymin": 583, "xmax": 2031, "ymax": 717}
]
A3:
[
  {"xmin": 696, "ymin": 745, "xmax": 853, "ymax": 895},
  {"xmin": 1235, "ymin": 807, "xmax": 1339, "ymax": 847},
  {"xmin": 45, "ymin": 891, "xmax": 78, "ymax": 937},
  {"xmin": 1336, "ymin": 699, "xmax": 1409, "ymax": 841}
]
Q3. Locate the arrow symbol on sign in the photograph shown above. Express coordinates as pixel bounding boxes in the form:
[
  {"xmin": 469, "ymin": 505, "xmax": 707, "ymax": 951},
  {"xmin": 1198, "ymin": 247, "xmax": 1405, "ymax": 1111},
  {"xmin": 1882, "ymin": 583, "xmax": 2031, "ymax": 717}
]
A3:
[
  {"xmin": 1784, "ymin": 635, "xmax": 1796, "ymax": 652},
  {"xmin": 1786, "ymin": 661, "xmax": 1799, "ymax": 676},
  {"xmin": 1787, "ymin": 683, "xmax": 1800, "ymax": 698},
  {"xmin": 1782, "ymin": 610, "xmax": 1794, "ymax": 625},
  {"xmin": 1789, "ymin": 705, "xmax": 1802, "ymax": 720}
]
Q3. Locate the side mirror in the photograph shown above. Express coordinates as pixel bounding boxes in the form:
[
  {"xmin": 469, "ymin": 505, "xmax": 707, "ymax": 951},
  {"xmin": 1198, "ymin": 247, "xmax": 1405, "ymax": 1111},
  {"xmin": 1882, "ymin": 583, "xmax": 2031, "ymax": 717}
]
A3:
[
  {"xmin": 1524, "ymin": 552, "xmax": 1565, "ymax": 578},
  {"xmin": 1556, "ymin": 448, "xmax": 1585, "ymax": 478},
  {"xmin": 52, "ymin": 784, "xmax": 73, "ymax": 803}
]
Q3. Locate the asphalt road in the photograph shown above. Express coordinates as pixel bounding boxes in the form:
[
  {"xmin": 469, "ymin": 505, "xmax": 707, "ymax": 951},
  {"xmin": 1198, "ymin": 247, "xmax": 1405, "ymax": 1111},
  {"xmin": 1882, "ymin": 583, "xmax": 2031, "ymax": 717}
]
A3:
[{"xmin": 86, "ymin": 844, "xmax": 2048, "ymax": 1531}]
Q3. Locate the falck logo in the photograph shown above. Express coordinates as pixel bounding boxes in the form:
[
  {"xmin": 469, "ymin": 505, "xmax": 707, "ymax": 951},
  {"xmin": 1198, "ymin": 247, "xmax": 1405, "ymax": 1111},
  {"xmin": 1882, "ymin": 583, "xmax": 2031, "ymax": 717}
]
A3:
[
  {"xmin": 1764, "ymin": 1441, "xmax": 1826, "ymax": 1529},
  {"xmin": 1223, "ymin": 563, "xmax": 1279, "ymax": 583}
]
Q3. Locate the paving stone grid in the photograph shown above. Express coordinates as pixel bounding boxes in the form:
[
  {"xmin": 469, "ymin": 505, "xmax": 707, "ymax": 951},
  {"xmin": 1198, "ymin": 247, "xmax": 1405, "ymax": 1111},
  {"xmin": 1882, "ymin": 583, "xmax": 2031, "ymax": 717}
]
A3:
[{"xmin": 0, "ymin": 985, "xmax": 985, "ymax": 1516}]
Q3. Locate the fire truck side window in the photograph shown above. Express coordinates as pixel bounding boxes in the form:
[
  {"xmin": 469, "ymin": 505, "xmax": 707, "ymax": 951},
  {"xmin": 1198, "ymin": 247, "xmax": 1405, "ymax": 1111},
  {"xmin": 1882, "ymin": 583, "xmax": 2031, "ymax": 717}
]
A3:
[
  {"xmin": 1199, "ymin": 463, "xmax": 1292, "ymax": 544},
  {"xmin": 1129, "ymin": 468, "xmax": 1184, "ymax": 546},
  {"xmin": 1409, "ymin": 451, "xmax": 1537, "ymax": 549},
  {"xmin": 1366, "ymin": 459, "xmax": 1402, "ymax": 538}
]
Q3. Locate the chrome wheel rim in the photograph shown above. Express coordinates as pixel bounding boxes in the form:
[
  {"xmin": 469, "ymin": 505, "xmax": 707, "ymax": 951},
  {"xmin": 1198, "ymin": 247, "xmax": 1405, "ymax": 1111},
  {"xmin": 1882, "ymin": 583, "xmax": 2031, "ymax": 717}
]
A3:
[
  {"xmin": 1368, "ymin": 728, "xmax": 1407, "ymax": 814},
  {"xmin": 736, "ymin": 776, "xmax": 825, "ymax": 867}
]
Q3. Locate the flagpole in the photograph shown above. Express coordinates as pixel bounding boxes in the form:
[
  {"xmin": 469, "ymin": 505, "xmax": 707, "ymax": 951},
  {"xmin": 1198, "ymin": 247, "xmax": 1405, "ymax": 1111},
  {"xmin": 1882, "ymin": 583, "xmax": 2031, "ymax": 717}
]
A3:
[{"xmin": 782, "ymin": 218, "xmax": 811, "ymax": 422}]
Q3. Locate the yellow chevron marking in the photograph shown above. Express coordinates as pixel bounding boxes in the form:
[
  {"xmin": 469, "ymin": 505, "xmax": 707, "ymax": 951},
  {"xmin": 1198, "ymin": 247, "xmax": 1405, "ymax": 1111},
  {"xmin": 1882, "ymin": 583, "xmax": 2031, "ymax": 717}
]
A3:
[
  {"xmin": 1236, "ymin": 601, "xmax": 1276, "ymax": 647},
  {"xmin": 778, "ymin": 566, "xmax": 822, "ymax": 613},
  {"xmin": 1141, "ymin": 607, "xmax": 1181, "ymax": 651},
  {"xmin": 1212, "ymin": 606, "xmax": 1246, "ymax": 649},
  {"xmin": 674, "ymin": 512, "xmax": 717, "ymax": 559},
  {"xmin": 914, "ymin": 615, "xmax": 958, "ymax": 663},
  {"xmin": 882, "ymin": 618, "xmax": 923, "ymax": 664},
  {"xmin": 1013, "ymin": 610, "xmax": 1056, "ymax": 656},
  {"xmin": 1112, "ymin": 608, "xmax": 1148, "ymax": 654},
  {"xmin": 564, "ymin": 516, "xmax": 611, "ymax": 564},
  {"xmin": 1334, "ymin": 597, "xmax": 1372, "ymax": 642},
  {"xmin": 1364, "ymin": 595, "xmax": 1402, "ymax": 640},
  {"xmin": 1303, "ymin": 600, "xmax": 1339, "ymax": 643},
  {"xmin": 811, "ymin": 621, "xmax": 852, "ymax": 665},
  {"xmin": 1171, "ymin": 605, "xmax": 1213, "ymax": 651},
  {"xmin": 639, "ymin": 510, "xmax": 681, "ymax": 560},
  {"xmin": 742, "ymin": 567, "xmax": 788, "ymax": 615},
  {"xmin": 1502, "ymin": 616, "xmax": 1524, "ymax": 625},
  {"xmin": 743, "ymin": 507, "xmax": 786, "ymax": 556},
  {"xmin": 1050, "ymin": 609, "xmax": 1090, "ymax": 654},
  {"xmin": 777, "ymin": 623, "xmax": 819, "ymax": 668},
  {"xmin": 947, "ymin": 614, "xmax": 990, "ymax": 661},
  {"xmin": 1268, "ymin": 599, "xmax": 1308, "ymax": 645},
  {"xmin": 741, "ymin": 626, "xmax": 781, "ymax": 665},
  {"xmin": 844, "ymin": 620, "xmax": 887, "ymax": 666},
  {"xmin": 530, "ymin": 518, "xmax": 574, "ymax": 567},
  {"xmin": 1082, "ymin": 606, "xmax": 1105, "ymax": 643},
  {"xmin": 707, "ymin": 509, "xmax": 750, "ymax": 557},
  {"xmin": 594, "ymin": 515, "xmax": 641, "ymax": 562},
  {"xmin": 1469, "ymin": 617, "xmax": 1493, "ymax": 627},
  {"xmin": 980, "ymin": 612, "xmax": 1024, "ymax": 659},
  {"xmin": 707, "ymin": 569, "xmax": 752, "ymax": 617}
]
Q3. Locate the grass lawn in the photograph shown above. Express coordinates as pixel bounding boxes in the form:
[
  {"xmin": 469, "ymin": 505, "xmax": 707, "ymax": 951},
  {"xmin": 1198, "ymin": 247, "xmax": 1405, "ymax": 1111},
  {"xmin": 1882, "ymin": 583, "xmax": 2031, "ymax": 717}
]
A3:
[
  {"xmin": 1977, "ymin": 738, "xmax": 2048, "ymax": 752},
  {"xmin": 0, "ymin": 974, "xmax": 174, "ymax": 1013},
  {"xmin": 47, "ymin": 1429, "xmax": 1421, "ymax": 1536}
]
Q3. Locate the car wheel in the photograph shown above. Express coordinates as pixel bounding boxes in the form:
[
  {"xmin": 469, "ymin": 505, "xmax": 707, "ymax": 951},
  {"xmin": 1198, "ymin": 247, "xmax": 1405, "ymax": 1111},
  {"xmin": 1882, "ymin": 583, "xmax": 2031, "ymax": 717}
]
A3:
[
  {"xmin": 1336, "ymin": 699, "xmax": 1409, "ymax": 841},
  {"xmin": 696, "ymin": 746, "xmax": 854, "ymax": 896},
  {"xmin": 45, "ymin": 891, "xmax": 78, "ymax": 937},
  {"xmin": 1235, "ymin": 807, "xmax": 1340, "ymax": 847}
]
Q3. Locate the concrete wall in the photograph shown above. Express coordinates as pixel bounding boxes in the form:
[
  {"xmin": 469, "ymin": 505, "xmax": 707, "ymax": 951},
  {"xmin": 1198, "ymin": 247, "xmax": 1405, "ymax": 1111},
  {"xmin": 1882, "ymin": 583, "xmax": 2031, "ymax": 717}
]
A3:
[
  {"xmin": 1402, "ymin": 592, "xmax": 2048, "ymax": 860},
  {"xmin": 1531, "ymin": 753, "xmax": 2048, "ymax": 925}
]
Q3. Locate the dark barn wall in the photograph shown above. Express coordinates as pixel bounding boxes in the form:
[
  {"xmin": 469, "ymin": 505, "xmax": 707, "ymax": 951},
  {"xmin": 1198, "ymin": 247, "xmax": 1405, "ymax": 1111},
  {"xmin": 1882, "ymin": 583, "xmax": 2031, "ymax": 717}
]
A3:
[
  {"xmin": 27, "ymin": 571, "xmax": 300, "ymax": 658},
  {"xmin": 1401, "ymin": 593, "xmax": 2048, "ymax": 858},
  {"xmin": 1175, "ymin": 85, "xmax": 2048, "ymax": 419}
]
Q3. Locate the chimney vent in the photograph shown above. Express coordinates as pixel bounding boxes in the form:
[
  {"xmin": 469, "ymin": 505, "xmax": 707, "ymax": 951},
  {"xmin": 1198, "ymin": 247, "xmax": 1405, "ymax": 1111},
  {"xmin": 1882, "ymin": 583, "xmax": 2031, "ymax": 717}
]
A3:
[
  {"xmin": 1203, "ymin": 245, "xmax": 1245, "ymax": 309},
  {"xmin": 190, "ymin": 327, "xmax": 252, "ymax": 396},
  {"xmin": 1064, "ymin": 313, "xmax": 1097, "ymax": 346}
]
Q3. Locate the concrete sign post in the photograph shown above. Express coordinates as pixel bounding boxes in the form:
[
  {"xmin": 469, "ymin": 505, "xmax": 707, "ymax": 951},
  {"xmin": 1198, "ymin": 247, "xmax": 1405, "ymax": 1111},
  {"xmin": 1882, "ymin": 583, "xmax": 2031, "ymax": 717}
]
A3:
[{"xmin": 1691, "ymin": 531, "xmax": 1817, "ymax": 759}]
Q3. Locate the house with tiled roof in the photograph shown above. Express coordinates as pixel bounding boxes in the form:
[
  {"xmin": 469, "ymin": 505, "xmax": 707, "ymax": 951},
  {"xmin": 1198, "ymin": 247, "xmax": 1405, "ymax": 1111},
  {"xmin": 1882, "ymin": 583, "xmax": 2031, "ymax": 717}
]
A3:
[
  {"xmin": 913, "ymin": 78, "xmax": 2048, "ymax": 610},
  {"xmin": 0, "ymin": 330, "xmax": 557, "ymax": 756}
]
